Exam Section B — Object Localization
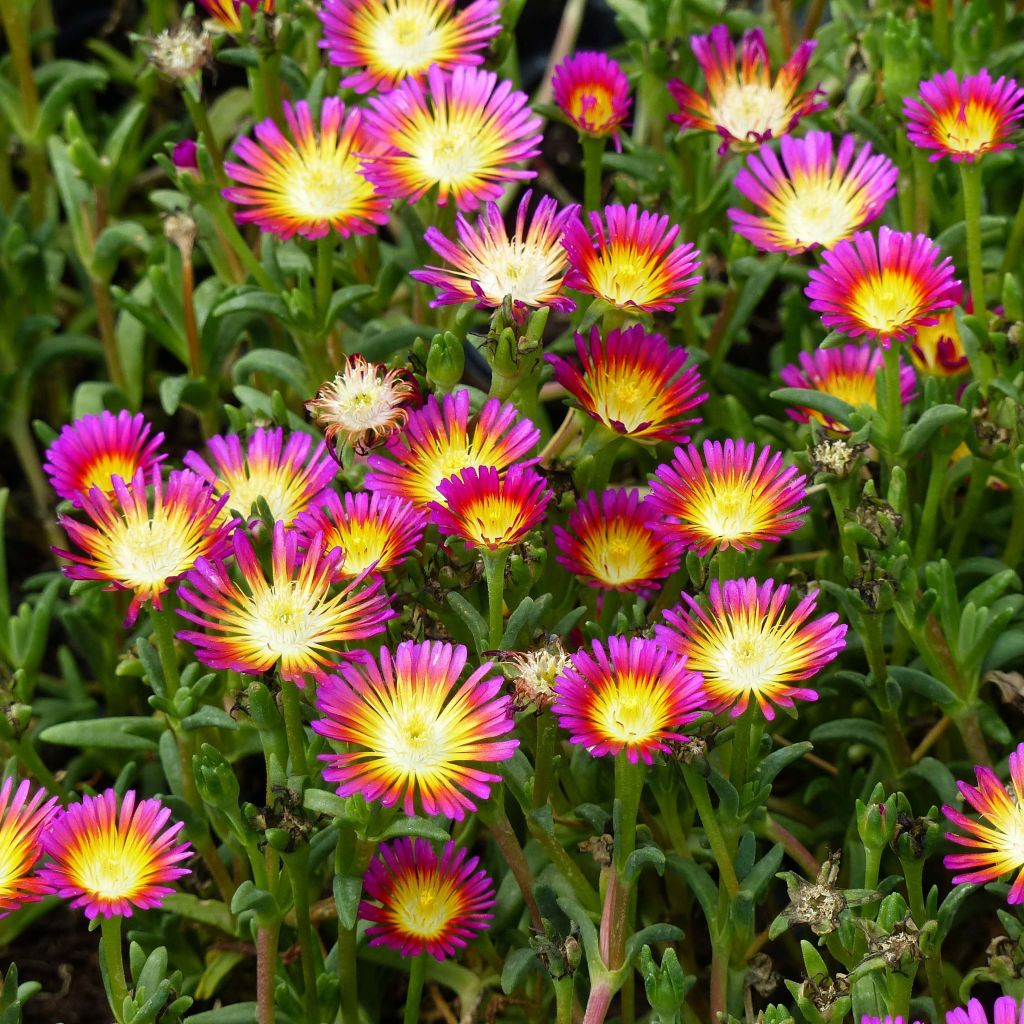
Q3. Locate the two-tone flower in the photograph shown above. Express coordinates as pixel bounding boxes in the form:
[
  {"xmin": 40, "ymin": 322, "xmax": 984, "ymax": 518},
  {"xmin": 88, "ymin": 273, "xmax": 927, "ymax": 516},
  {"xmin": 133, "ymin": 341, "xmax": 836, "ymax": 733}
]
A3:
[
  {"xmin": 551, "ymin": 51, "xmax": 631, "ymax": 148},
  {"xmin": 0, "ymin": 777, "xmax": 59, "ymax": 916}
]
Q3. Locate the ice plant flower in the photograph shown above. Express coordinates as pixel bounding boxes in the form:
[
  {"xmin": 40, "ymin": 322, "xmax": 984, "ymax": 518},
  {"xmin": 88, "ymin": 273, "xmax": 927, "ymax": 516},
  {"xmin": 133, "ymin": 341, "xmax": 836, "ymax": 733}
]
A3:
[
  {"xmin": 44, "ymin": 410, "xmax": 166, "ymax": 506},
  {"xmin": 546, "ymin": 324, "xmax": 707, "ymax": 444},
  {"xmin": 38, "ymin": 789, "xmax": 192, "ymax": 919},
  {"xmin": 657, "ymin": 578, "xmax": 847, "ymax": 720},
  {"xmin": 306, "ymin": 355, "xmax": 417, "ymax": 452},
  {"xmin": 360, "ymin": 838, "xmax": 495, "ymax": 960},
  {"xmin": 411, "ymin": 190, "xmax": 579, "ymax": 311},
  {"xmin": 779, "ymin": 344, "xmax": 916, "ymax": 433},
  {"xmin": 198, "ymin": 0, "xmax": 273, "ymax": 31},
  {"xmin": 177, "ymin": 522, "xmax": 394, "ymax": 685},
  {"xmin": 667, "ymin": 25, "xmax": 824, "ymax": 152},
  {"xmin": 947, "ymin": 999, "xmax": 1024, "ymax": 1024},
  {"xmin": 943, "ymin": 743, "xmax": 1024, "ymax": 903},
  {"xmin": 171, "ymin": 139, "xmax": 199, "ymax": 173},
  {"xmin": 362, "ymin": 65, "xmax": 543, "ymax": 210},
  {"xmin": 294, "ymin": 491, "xmax": 426, "ymax": 578},
  {"xmin": 313, "ymin": 640, "xmax": 519, "ymax": 819},
  {"xmin": 0, "ymin": 777, "xmax": 59, "ymax": 916},
  {"xmin": 551, "ymin": 636, "xmax": 705, "ymax": 763},
  {"xmin": 728, "ymin": 131, "xmax": 898, "ymax": 254},
  {"xmin": 365, "ymin": 389, "xmax": 540, "ymax": 508},
  {"xmin": 554, "ymin": 489, "xmax": 684, "ymax": 592},
  {"xmin": 223, "ymin": 98, "xmax": 389, "ymax": 241},
  {"xmin": 806, "ymin": 227, "xmax": 961, "ymax": 346},
  {"xmin": 562, "ymin": 204, "xmax": 702, "ymax": 313},
  {"xmin": 56, "ymin": 468, "xmax": 232, "ymax": 627},
  {"xmin": 647, "ymin": 440, "xmax": 808, "ymax": 555},
  {"xmin": 184, "ymin": 427, "xmax": 336, "ymax": 527},
  {"xmin": 551, "ymin": 51, "xmax": 631, "ymax": 147},
  {"xmin": 909, "ymin": 293, "xmax": 970, "ymax": 376},
  {"xmin": 904, "ymin": 70, "xmax": 1024, "ymax": 162},
  {"xmin": 319, "ymin": 0, "xmax": 500, "ymax": 94}
]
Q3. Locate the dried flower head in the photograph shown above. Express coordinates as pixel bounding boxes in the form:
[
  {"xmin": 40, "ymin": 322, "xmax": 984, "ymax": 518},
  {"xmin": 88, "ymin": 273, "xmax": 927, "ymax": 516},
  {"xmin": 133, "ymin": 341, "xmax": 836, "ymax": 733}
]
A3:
[
  {"xmin": 149, "ymin": 20, "xmax": 212, "ymax": 80},
  {"xmin": 505, "ymin": 638, "xmax": 573, "ymax": 711}
]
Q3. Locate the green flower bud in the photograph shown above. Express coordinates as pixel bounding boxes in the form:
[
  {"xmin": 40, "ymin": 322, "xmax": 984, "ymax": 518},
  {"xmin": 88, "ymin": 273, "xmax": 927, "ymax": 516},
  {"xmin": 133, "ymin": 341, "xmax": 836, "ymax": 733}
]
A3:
[
  {"xmin": 426, "ymin": 331, "xmax": 465, "ymax": 393},
  {"xmin": 882, "ymin": 14, "xmax": 923, "ymax": 113}
]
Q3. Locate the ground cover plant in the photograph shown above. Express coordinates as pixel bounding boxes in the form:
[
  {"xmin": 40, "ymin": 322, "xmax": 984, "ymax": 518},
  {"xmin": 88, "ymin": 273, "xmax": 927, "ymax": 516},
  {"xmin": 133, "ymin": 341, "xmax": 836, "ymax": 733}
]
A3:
[{"xmin": 1, "ymin": 0, "xmax": 1024, "ymax": 1022}]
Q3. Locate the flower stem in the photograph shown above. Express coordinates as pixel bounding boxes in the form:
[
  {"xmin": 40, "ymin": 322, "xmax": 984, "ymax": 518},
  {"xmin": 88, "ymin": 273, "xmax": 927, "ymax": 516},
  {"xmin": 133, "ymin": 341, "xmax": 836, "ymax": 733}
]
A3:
[
  {"xmin": 481, "ymin": 798, "xmax": 545, "ymax": 933},
  {"xmin": 256, "ymin": 919, "xmax": 280, "ymax": 1024},
  {"xmin": 182, "ymin": 89, "xmax": 227, "ymax": 188},
  {"xmin": 482, "ymin": 549, "xmax": 510, "ymax": 649},
  {"xmin": 317, "ymin": 234, "xmax": 335, "ymax": 330},
  {"xmin": 279, "ymin": 680, "xmax": 310, "ymax": 776},
  {"xmin": 99, "ymin": 915, "xmax": 129, "ymax": 1023},
  {"xmin": 681, "ymin": 765, "xmax": 739, "ymax": 898},
  {"xmin": 150, "ymin": 606, "xmax": 181, "ymax": 695},
  {"xmin": 614, "ymin": 753, "xmax": 644, "ymax": 873},
  {"xmin": 932, "ymin": 0, "xmax": 950, "ymax": 60},
  {"xmin": 914, "ymin": 449, "xmax": 947, "ymax": 564},
  {"xmin": 728, "ymin": 708, "xmax": 753, "ymax": 791},
  {"xmin": 882, "ymin": 342, "xmax": 904, "ymax": 465},
  {"xmin": 533, "ymin": 712, "xmax": 557, "ymax": 809},
  {"xmin": 959, "ymin": 162, "xmax": 986, "ymax": 322},
  {"xmin": 403, "ymin": 952, "xmax": 428, "ymax": 1024},
  {"xmin": 581, "ymin": 135, "xmax": 605, "ymax": 214},
  {"xmin": 285, "ymin": 848, "xmax": 321, "ymax": 1023}
]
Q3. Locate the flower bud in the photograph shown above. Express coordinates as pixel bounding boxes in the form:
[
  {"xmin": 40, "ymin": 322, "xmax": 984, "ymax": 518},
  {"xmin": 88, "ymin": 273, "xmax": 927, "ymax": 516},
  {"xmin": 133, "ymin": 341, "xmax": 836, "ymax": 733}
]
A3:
[{"xmin": 426, "ymin": 331, "xmax": 465, "ymax": 393}]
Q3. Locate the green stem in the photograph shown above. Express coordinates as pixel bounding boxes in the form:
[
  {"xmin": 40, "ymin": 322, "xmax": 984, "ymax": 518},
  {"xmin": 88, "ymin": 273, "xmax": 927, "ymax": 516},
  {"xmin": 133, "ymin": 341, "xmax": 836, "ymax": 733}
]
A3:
[
  {"xmin": 882, "ymin": 342, "xmax": 904, "ymax": 467},
  {"xmin": 285, "ymin": 849, "xmax": 321, "ymax": 1023},
  {"xmin": 7, "ymin": 415, "xmax": 64, "ymax": 558},
  {"xmin": 526, "ymin": 817, "xmax": 601, "ymax": 913},
  {"xmin": 716, "ymin": 545, "xmax": 740, "ymax": 585},
  {"xmin": 554, "ymin": 976, "xmax": 575, "ymax": 1024},
  {"xmin": 208, "ymin": 198, "xmax": 276, "ymax": 291},
  {"xmin": 182, "ymin": 89, "xmax": 228, "ymax": 188},
  {"xmin": 99, "ymin": 916, "xmax": 129, "ymax": 1023},
  {"xmin": 932, "ymin": 0, "xmax": 950, "ymax": 59},
  {"xmin": 256, "ymin": 919, "xmax": 280, "ymax": 1024},
  {"xmin": 959, "ymin": 162, "xmax": 986, "ymax": 323},
  {"xmin": 761, "ymin": 816, "xmax": 818, "ymax": 877},
  {"xmin": 316, "ymin": 234, "xmax": 335, "ymax": 330},
  {"xmin": 681, "ymin": 765, "xmax": 739, "ymax": 898},
  {"xmin": 482, "ymin": 549, "xmax": 510, "ymax": 649},
  {"xmin": 533, "ymin": 712, "xmax": 556, "ymax": 809},
  {"xmin": 903, "ymin": 855, "xmax": 947, "ymax": 1019},
  {"xmin": 729, "ymin": 709, "xmax": 753, "ymax": 791},
  {"xmin": 613, "ymin": 753, "xmax": 644, "ymax": 873},
  {"xmin": 482, "ymin": 799, "xmax": 545, "ymax": 933},
  {"xmin": 914, "ymin": 449, "xmax": 948, "ymax": 563},
  {"xmin": 581, "ymin": 135, "xmax": 605, "ymax": 214},
  {"xmin": 1000, "ymin": 182, "xmax": 1024, "ymax": 277},
  {"xmin": 150, "ymin": 606, "xmax": 181, "ymax": 695},
  {"xmin": 912, "ymin": 146, "xmax": 933, "ymax": 234},
  {"xmin": 403, "ymin": 952, "xmax": 428, "ymax": 1024},
  {"xmin": 948, "ymin": 460, "xmax": 989, "ymax": 563},
  {"xmin": 279, "ymin": 680, "xmax": 310, "ymax": 776},
  {"xmin": 826, "ymin": 481, "xmax": 858, "ymax": 570},
  {"xmin": 860, "ymin": 614, "xmax": 912, "ymax": 769},
  {"xmin": 91, "ymin": 279, "xmax": 128, "ymax": 394}
]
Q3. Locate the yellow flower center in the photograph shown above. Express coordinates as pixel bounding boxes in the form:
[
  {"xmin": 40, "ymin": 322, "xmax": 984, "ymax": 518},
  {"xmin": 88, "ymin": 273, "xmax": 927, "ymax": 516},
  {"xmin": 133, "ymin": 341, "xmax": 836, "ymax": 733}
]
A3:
[
  {"xmin": 286, "ymin": 156, "xmax": 364, "ymax": 220},
  {"xmin": 82, "ymin": 454, "xmax": 141, "ymax": 494},
  {"xmin": 247, "ymin": 582, "xmax": 319, "ymax": 656},
  {"xmin": 367, "ymin": 6, "xmax": 446, "ymax": 78},
  {"xmin": 71, "ymin": 830, "xmax": 148, "ymax": 900},
  {"xmin": 851, "ymin": 270, "xmax": 924, "ymax": 334},
  {"xmin": 222, "ymin": 471, "xmax": 301, "ymax": 523},
  {"xmin": 775, "ymin": 179, "xmax": 860, "ymax": 250},
  {"xmin": 570, "ymin": 86, "xmax": 616, "ymax": 131},
  {"xmin": 712, "ymin": 83, "xmax": 790, "ymax": 142},
  {"xmin": 108, "ymin": 516, "xmax": 196, "ymax": 590},
  {"xmin": 709, "ymin": 623, "xmax": 787, "ymax": 694},
  {"xmin": 588, "ymin": 244, "xmax": 665, "ymax": 308},
  {"xmin": 596, "ymin": 687, "xmax": 660, "ymax": 744},
  {"xmin": 473, "ymin": 240, "xmax": 565, "ymax": 306},
  {"xmin": 936, "ymin": 101, "xmax": 1000, "ymax": 156},
  {"xmin": 695, "ymin": 484, "xmax": 757, "ymax": 542},
  {"xmin": 393, "ymin": 873, "xmax": 460, "ymax": 938},
  {"xmin": 327, "ymin": 521, "xmax": 389, "ymax": 577},
  {"xmin": 588, "ymin": 525, "xmax": 656, "ymax": 587},
  {"xmin": 383, "ymin": 708, "xmax": 446, "ymax": 772},
  {"xmin": 416, "ymin": 119, "xmax": 491, "ymax": 191}
]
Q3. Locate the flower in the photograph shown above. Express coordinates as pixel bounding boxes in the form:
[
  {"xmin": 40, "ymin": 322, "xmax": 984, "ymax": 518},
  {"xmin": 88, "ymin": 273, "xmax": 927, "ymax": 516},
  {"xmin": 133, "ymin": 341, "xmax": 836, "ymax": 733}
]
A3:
[
  {"xmin": 546, "ymin": 324, "xmax": 706, "ymax": 444},
  {"xmin": 667, "ymin": 25, "xmax": 824, "ymax": 153},
  {"xmin": 0, "ymin": 777, "xmax": 59, "ymax": 916},
  {"xmin": 177, "ymin": 522, "xmax": 394, "ymax": 685},
  {"xmin": 551, "ymin": 636, "xmax": 705, "ymax": 763},
  {"xmin": 728, "ymin": 131, "xmax": 898, "ymax": 254},
  {"xmin": 909, "ymin": 297, "xmax": 970, "ymax": 376},
  {"xmin": 806, "ymin": 227, "xmax": 961, "ymax": 346},
  {"xmin": 656, "ymin": 578, "xmax": 846, "ymax": 720},
  {"xmin": 943, "ymin": 743, "xmax": 1024, "ymax": 903},
  {"xmin": 430, "ymin": 464, "xmax": 551, "ymax": 550},
  {"xmin": 551, "ymin": 51, "xmax": 631, "ymax": 147},
  {"xmin": 306, "ymin": 356, "xmax": 417, "ymax": 452},
  {"xmin": 223, "ymin": 99, "xmax": 389, "ymax": 241},
  {"xmin": 365, "ymin": 389, "xmax": 540, "ymax": 508},
  {"xmin": 904, "ymin": 70, "xmax": 1024, "ymax": 163},
  {"xmin": 172, "ymin": 139, "xmax": 199, "ymax": 172},
  {"xmin": 44, "ymin": 411, "xmax": 166, "ymax": 506},
  {"xmin": 947, "ymin": 999, "xmax": 1024, "ymax": 1024},
  {"xmin": 38, "ymin": 789, "xmax": 192, "ymax": 919},
  {"xmin": 55, "ymin": 468, "xmax": 233, "ymax": 627},
  {"xmin": 183, "ymin": 427, "xmax": 336, "ymax": 527},
  {"xmin": 647, "ymin": 440, "xmax": 808, "ymax": 555},
  {"xmin": 411, "ymin": 190, "xmax": 579, "ymax": 311},
  {"xmin": 554, "ymin": 489, "xmax": 684, "ymax": 592},
  {"xmin": 198, "ymin": 0, "xmax": 273, "ymax": 31},
  {"xmin": 779, "ymin": 344, "xmax": 916, "ymax": 433},
  {"xmin": 360, "ymin": 838, "xmax": 495, "ymax": 959},
  {"xmin": 562, "ymin": 204, "xmax": 701, "ymax": 312},
  {"xmin": 293, "ymin": 490, "xmax": 426, "ymax": 577},
  {"xmin": 313, "ymin": 640, "xmax": 519, "ymax": 819},
  {"xmin": 319, "ymin": 0, "xmax": 500, "ymax": 94},
  {"xmin": 505, "ymin": 639, "xmax": 572, "ymax": 711},
  {"xmin": 362, "ymin": 65, "xmax": 543, "ymax": 210}
]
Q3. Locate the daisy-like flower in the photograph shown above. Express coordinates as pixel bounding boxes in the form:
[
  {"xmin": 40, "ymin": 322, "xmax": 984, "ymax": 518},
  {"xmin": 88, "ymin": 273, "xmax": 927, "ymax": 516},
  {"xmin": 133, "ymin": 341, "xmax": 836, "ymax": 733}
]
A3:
[
  {"xmin": 429, "ymin": 464, "xmax": 551, "ymax": 550},
  {"xmin": 365, "ymin": 389, "xmax": 540, "ymax": 508},
  {"xmin": 562, "ymin": 204, "xmax": 702, "ymax": 313},
  {"xmin": 904, "ymin": 70, "xmax": 1024, "ymax": 163},
  {"xmin": 779, "ymin": 344, "xmax": 916, "ymax": 433},
  {"xmin": 313, "ymin": 640, "xmax": 519, "ymax": 819},
  {"xmin": 546, "ymin": 324, "xmax": 707, "ymax": 444},
  {"xmin": 38, "ymin": 789, "xmax": 192, "ymax": 919},
  {"xmin": 947, "ymin": 999, "xmax": 1024, "ymax": 1024},
  {"xmin": 554, "ymin": 489, "xmax": 684, "ymax": 592},
  {"xmin": 362, "ymin": 65, "xmax": 543, "ymax": 210},
  {"xmin": 411, "ymin": 190, "xmax": 579, "ymax": 311},
  {"xmin": 647, "ymin": 440, "xmax": 808, "ymax": 555},
  {"xmin": 177, "ymin": 522, "xmax": 394, "ymax": 686},
  {"xmin": 0, "ymin": 777, "xmax": 59, "ymax": 916},
  {"xmin": 728, "ymin": 131, "xmax": 898, "ymax": 254},
  {"xmin": 184, "ymin": 427, "xmax": 336, "ymax": 528},
  {"xmin": 223, "ymin": 99, "xmax": 389, "ymax": 241},
  {"xmin": 943, "ymin": 743, "xmax": 1024, "ymax": 903},
  {"xmin": 55, "ymin": 468, "xmax": 232, "ymax": 627},
  {"xmin": 293, "ymin": 490, "xmax": 426, "ymax": 578},
  {"xmin": 551, "ymin": 51, "xmax": 631, "ymax": 147},
  {"xmin": 306, "ymin": 355, "xmax": 417, "ymax": 452},
  {"xmin": 319, "ymin": 0, "xmax": 501, "ymax": 94},
  {"xmin": 909, "ymin": 297, "xmax": 970, "ymax": 376},
  {"xmin": 656, "ymin": 578, "xmax": 846, "ymax": 720},
  {"xmin": 44, "ymin": 411, "xmax": 166, "ymax": 506},
  {"xmin": 806, "ymin": 227, "xmax": 961, "ymax": 347},
  {"xmin": 198, "ymin": 0, "xmax": 272, "ymax": 31},
  {"xmin": 667, "ymin": 25, "xmax": 824, "ymax": 153},
  {"xmin": 551, "ymin": 636, "xmax": 705, "ymax": 763},
  {"xmin": 360, "ymin": 838, "xmax": 495, "ymax": 960}
]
